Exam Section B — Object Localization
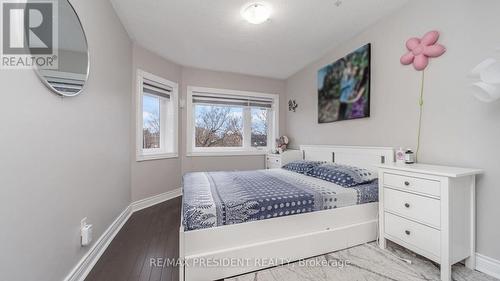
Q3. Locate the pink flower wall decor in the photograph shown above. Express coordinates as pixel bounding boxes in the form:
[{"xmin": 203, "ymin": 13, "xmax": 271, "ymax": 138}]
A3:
[
  {"xmin": 400, "ymin": 30, "xmax": 446, "ymax": 71},
  {"xmin": 399, "ymin": 30, "xmax": 446, "ymax": 163}
]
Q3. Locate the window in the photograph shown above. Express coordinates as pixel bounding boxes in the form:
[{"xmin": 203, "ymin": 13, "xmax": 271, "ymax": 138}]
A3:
[
  {"xmin": 251, "ymin": 107, "xmax": 269, "ymax": 147},
  {"xmin": 136, "ymin": 70, "xmax": 178, "ymax": 161},
  {"xmin": 187, "ymin": 87, "xmax": 278, "ymax": 156},
  {"xmin": 195, "ymin": 105, "xmax": 244, "ymax": 148}
]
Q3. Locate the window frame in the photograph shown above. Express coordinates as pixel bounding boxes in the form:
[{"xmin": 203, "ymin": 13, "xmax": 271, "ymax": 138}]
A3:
[
  {"xmin": 136, "ymin": 70, "xmax": 179, "ymax": 161},
  {"xmin": 186, "ymin": 86, "xmax": 279, "ymax": 157}
]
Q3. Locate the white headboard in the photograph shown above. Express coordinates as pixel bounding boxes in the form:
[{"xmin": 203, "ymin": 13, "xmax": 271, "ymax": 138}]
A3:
[{"xmin": 300, "ymin": 145, "xmax": 394, "ymax": 172}]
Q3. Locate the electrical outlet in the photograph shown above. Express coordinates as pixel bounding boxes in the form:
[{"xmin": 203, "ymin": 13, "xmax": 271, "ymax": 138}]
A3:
[
  {"xmin": 80, "ymin": 217, "xmax": 93, "ymax": 247},
  {"xmin": 81, "ymin": 217, "xmax": 88, "ymax": 229}
]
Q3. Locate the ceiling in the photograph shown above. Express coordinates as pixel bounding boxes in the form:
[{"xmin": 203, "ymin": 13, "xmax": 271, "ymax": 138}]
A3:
[{"xmin": 110, "ymin": 0, "xmax": 409, "ymax": 79}]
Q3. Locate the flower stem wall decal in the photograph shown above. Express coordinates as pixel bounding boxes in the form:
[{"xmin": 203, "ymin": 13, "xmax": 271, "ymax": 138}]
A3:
[
  {"xmin": 400, "ymin": 30, "xmax": 446, "ymax": 162},
  {"xmin": 416, "ymin": 70, "xmax": 425, "ymax": 162}
]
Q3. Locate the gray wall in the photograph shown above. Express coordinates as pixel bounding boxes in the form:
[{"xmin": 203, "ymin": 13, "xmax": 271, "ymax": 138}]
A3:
[
  {"xmin": 286, "ymin": 0, "xmax": 500, "ymax": 260},
  {"xmin": 0, "ymin": 0, "xmax": 132, "ymax": 281},
  {"xmin": 130, "ymin": 45, "xmax": 287, "ymax": 201},
  {"xmin": 131, "ymin": 44, "xmax": 183, "ymax": 201}
]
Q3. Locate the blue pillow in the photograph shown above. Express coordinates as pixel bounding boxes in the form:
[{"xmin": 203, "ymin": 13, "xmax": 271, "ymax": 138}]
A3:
[
  {"xmin": 306, "ymin": 164, "xmax": 376, "ymax": 187},
  {"xmin": 282, "ymin": 160, "xmax": 325, "ymax": 174}
]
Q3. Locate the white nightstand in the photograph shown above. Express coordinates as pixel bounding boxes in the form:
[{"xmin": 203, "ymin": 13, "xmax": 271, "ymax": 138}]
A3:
[
  {"xmin": 266, "ymin": 150, "xmax": 302, "ymax": 169},
  {"xmin": 377, "ymin": 163, "xmax": 482, "ymax": 281}
]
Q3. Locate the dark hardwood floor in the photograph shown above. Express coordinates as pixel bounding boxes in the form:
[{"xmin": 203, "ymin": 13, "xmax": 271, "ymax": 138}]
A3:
[{"xmin": 85, "ymin": 198, "xmax": 181, "ymax": 281}]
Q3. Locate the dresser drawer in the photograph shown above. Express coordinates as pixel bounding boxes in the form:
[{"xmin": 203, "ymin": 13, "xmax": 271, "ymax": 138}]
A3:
[
  {"xmin": 385, "ymin": 212, "xmax": 440, "ymax": 258},
  {"xmin": 266, "ymin": 157, "xmax": 282, "ymax": 169},
  {"xmin": 384, "ymin": 188, "xmax": 440, "ymax": 228},
  {"xmin": 383, "ymin": 173, "xmax": 440, "ymax": 197},
  {"xmin": 267, "ymin": 157, "xmax": 281, "ymax": 164},
  {"xmin": 267, "ymin": 163, "xmax": 281, "ymax": 169}
]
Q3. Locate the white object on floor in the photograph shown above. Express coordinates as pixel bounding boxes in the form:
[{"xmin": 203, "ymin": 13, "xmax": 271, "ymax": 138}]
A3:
[
  {"xmin": 179, "ymin": 145, "xmax": 394, "ymax": 281},
  {"xmin": 265, "ymin": 150, "xmax": 302, "ymax": 169},
  {"xmin": 377, "ymin": 163, "xmax": 483, "ymax": 281}
]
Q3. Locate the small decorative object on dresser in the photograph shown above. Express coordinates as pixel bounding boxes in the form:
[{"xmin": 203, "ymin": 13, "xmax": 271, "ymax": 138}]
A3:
[
  {"xmin": 276, "ymin": 136, "xmax": 289, "ymax": 154},
  {"xmin": 396, "ymin": 147, "xmax": 405, "ymax": 164},
  {"xmin": 266, "ymin": 150, "xmax": 302, "ymax": 169},
  {"xmin": 377, "ymin": 163, "xmax": 482, "ymax": 281},
  {"xmin": 404, "ymin": 148, "xmax": 415, "ymax": 164}
]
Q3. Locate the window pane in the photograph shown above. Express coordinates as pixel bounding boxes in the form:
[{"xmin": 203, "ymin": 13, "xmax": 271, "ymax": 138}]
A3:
[
  {"xmin": 143, "ymin": 95, "xmax": 161, "ymax": 149},
  {"xmin": 195, "ymin": 105, "xmax": 243, "ymax": 147},
  {"xmin": 251, "ymin": 108, "xmax": 268, "ymax": 147}
]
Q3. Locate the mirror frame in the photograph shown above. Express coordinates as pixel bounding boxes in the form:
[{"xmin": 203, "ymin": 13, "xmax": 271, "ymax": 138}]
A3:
[{"xmin": 35, "ymin": 0, "xmax": 90, "ymax": 97}]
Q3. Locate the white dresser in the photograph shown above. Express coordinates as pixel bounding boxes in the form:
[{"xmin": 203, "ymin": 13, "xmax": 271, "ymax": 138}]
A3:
[
  {"xmin": 266, "ymin": 150, "xmax": 302, "ymax": 169},
  {"xmin": 378, "ymin": 164, "xmax": 482, "ymax": 281}
]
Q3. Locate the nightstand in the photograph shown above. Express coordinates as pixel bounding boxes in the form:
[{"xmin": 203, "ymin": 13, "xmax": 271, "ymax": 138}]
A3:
[
  {"xmin": 377, "ymin": 163, "xmax": 482, "ymax": 281},
  {"xmin": 266, "ymin": 150, "xmax": 302, "ymax": 169}
]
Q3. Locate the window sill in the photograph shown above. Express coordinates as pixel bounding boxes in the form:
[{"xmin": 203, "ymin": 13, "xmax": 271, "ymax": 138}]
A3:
[
  {"xmin": 187, "ymin": 150, "xmax": 269, "ymax": 157},
  {"xmin": 136, "ymin": 153, "xmax": 178, "ymax": 162}
]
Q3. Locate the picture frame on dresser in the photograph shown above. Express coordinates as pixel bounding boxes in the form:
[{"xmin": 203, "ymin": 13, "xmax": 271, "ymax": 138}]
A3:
[{"xmin": 377, "ymin": 163, "xmax": 483, "ymax": 281}]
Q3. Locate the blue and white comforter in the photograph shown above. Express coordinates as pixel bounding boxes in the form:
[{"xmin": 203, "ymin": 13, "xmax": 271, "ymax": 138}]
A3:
[{"xmin": 182, "ymin": 169, "xmax": 378, "ymax": 231}]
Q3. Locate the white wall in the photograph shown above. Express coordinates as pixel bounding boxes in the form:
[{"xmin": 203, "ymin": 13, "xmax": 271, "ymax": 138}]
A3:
[
  {"xmin": 0, "ymin": 0, "xmax": 132, "ymax": 280},
  {"xmin": 286, "ymin": 0, "xmax": 500, "ymax": 261}
]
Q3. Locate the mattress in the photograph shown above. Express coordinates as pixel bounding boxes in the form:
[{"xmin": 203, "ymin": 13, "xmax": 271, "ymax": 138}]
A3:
[{"xmin": 182, "ymin": 169, "xmax": 378, "ymax": 231}]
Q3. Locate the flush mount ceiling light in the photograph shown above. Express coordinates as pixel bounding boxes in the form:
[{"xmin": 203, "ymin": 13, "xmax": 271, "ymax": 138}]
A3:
[{"xmin": 241, "ymin": 2, "xmax": 272, "ymax": 24}]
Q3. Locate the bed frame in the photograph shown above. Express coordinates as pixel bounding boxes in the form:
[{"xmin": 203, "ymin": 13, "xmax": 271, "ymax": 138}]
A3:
[{"xmin": 179, "ymin": 145, "xmax": 394, "ymax": 281}]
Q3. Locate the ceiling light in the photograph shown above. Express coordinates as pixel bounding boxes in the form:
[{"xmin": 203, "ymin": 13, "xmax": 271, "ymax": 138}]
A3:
[{"xmin": 241, "ymin": 2, "xmax": 272, "ymax": 24}]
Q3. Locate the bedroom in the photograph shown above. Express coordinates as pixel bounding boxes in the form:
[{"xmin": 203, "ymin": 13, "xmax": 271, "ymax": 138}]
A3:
[{"xmin": 0, "ymin": 0, "xmax": 499, "ymax": 281}]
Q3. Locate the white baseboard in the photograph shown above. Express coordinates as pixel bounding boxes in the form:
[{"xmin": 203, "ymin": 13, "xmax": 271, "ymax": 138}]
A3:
[
  {"xmin": 131, "ymin": 188, "xmax": 183, "ymax": 212},
  {"xmin": 476, "ymin": 253, "xmax": 500, "ymax": 279},
  {"xmin": 64, "ymin": 188, "xmax": 182, "ymax": 281},
  {"xmin": 64, "ymin": 205, "xmax": 132, "ymax": 281},
  {"xmin": 63, "ymin": 187, "xmax": 500, "ymax": 281}
]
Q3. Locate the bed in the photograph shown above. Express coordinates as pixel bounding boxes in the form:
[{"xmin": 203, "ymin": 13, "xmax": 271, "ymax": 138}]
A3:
[{"xmin": 179, "ymin": 145, "xmax": 394, "ymax": 281}]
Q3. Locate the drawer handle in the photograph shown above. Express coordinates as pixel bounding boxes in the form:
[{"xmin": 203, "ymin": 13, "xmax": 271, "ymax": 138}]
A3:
[
  {"xmin": 404, "ymin": 203, "xmax": 410, "ymax": 208},
  {"xmin": 405, "ymin": 230, "xmax": 411, "ymax": 235},
  {"xmin": 404, "ymin": 181, "xmax": 410, "ymax": 186}
]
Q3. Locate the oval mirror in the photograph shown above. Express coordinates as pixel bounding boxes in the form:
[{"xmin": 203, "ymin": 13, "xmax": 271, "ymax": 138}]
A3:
[{"xmin": 36, "ymin": 0, "xmax": 89, "ymax": 97}]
